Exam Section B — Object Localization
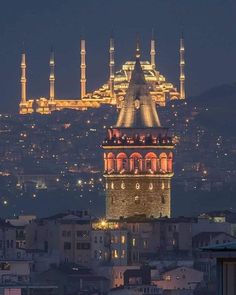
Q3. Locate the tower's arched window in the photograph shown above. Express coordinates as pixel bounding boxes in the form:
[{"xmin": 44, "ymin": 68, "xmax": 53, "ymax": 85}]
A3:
[
  {"xmin": 149, "ymin": 183, "xmax": 153, "ymax": 190},
  {"xmin": 167, "ymin": 152, "xmax": 173, "ymax": 172},
  {"xmin": 121, "ymin": 181, "xmax": 125, "ymax": 189},
  {"xmin": 107, "ymin": 152, "xmax": 115, "ymax": 172},
  {"xmin": 160, "ymin": 153, "xmax": 167, "ymax": 173},
  {"xmin": 161, "ymin": 195, "xmax": 165, "ymax": 204},
  {"xmin": 130, "ymin": 153, "xmax": 142, "ymax": 172},
  {"xmin": 134, "ymin": 196, "xmax": 140, "ymax": 204},
  {"xmin": 117, "ymin": 153, "xmax": 128, "ymax": 172},
  {"xmin": 145, "ymin": 152, "xmax": 157, "ymax": 172}
]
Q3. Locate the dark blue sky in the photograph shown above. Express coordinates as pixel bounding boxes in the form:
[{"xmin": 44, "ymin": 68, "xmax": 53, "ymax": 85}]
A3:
[{"xmin": 0, "ymin": 0, "xmax": 235, "ymax": 112}]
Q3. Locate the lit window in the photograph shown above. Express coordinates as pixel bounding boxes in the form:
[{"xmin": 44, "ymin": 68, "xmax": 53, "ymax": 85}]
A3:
[
  {"xmin": 165, "ymin": 275, "xmax": 171, "ymax": 281},
  {"xmin": 132, "ymin": 238, "xmax": 136, "ymax": 247},
  {"xmin": 136, "ymin": 183, "xmax": 140, "ymax": 190},
  {"xmin": 121, "ymin": 182, "xmax": 125, "ymax": 189},
  {"xmin": 111, "ymin": 182, "xmax": 114, "ymax": 189},
  {"xmin": 121, "ymin": 250, "xmax": 126, "ymax": 258},
  {"xmin": 112, "ymin": 249, "xmax": 119, "ymax": 258},
  {"xmin": 121, "ymin": 235, "xmax": 126, "ymax": 244}
]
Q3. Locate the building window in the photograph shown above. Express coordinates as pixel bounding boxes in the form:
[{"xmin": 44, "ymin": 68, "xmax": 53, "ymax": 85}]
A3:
[
  {"xmin": 64, "ymin": 242, "xmax": 71, "ymax": 250},
  {"xmin": 94, "ymin": 236, "xmax": 98, "ymax": 243},
  {"xmin": 132, "ymin": 238, "xmax": 136, "ymax": 247},
  {"xmin": 99, "ymin": 236, "xmax": 103, "ymax": 243},
  {"xmin": 62, "ymin": 231, "xmax": 71, "ymax": 237},
  {"xmin": 121, "ymin": 235, "xmax": 126, "ymax": 244},
  {"xmin": 165, "ymin": 275, "xmax": 171, "ymax": 281},
  {"xmin": 111, "ymin": 182, "xmax": 114, "ymax": 189},
  {"xmin": 121, "ymin": 250, "xmax": 126, "ymax": 258},
  {"xmin": 136, "ymin": 183, "xmax": 140, "ymax": 190},
  {"xmin": 77, "ymin": 230, "xmax": 88, "ymax": 238},
  {"xmin": 112, "ymin": 249, "xmax": 119, "ymax": 258},
  {"xmin": 121, "ymin": 182, "xmax": 125, "ymax": 189},
  {"xmin": 143, "ymin": 240, "xmax": 148, "ymax": 249},
  {"xmin": 149, "ymin": 183, "xmax": 153, "ymax": 190},
  {"xmin": 77, "ymin": 242, "xmax": 90, "ymax": 250}
]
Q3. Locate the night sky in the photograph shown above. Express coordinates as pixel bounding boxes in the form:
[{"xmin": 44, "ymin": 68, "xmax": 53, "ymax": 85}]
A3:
[{"xmin": 0, "ymin": 0, "xmax": 235, "ymax": 112}]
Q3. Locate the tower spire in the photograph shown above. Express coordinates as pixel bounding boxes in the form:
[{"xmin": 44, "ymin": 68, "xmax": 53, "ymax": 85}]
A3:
[
  {"xmin": 116, "ymin": 42, "xmax": 161, "ymax": 128},
  {"xmin": 150, "ymin": 29, "xmax": 156, "ymax": 70},
  {"xmin": 109, "ymin": 34, "xmax": 115, "ymax": 97},
  {"xmin": 80, "ymin": 39, "xmax": 86, "ymax": 98},
  {"xmin": 179, "ymin": 32, "xmax": 185, "ymax": 99},
  {"xmin": 49, "ymin": 47, "xmax": 55, "ymax": 101},
  {"xmin": 20, "ymin": 46, "xmax": 27, "ymax": 104}
]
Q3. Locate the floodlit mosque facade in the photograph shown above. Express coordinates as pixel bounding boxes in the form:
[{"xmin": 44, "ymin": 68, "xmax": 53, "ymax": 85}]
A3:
[{"xmin": 19, "ymin": 35, "xmax": 185, "ymax": 114}]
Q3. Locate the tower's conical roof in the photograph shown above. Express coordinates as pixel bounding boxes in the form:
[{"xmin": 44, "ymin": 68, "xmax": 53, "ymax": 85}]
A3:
[{"xmin": 115, "ymin": 51, "xmax": 161, "ymax": 128}]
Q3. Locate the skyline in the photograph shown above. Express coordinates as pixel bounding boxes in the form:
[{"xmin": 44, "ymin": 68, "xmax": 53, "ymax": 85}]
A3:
[{"xmin": 0, "ymin": 0, "xmax": 236, "ymax": 112}]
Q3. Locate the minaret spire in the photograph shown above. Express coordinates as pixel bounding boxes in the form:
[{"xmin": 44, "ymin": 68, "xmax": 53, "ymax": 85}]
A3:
[
  {"xmin": 80, "ymin": 39, "xmax": 86, "ymax": 98},
  {"xmin": 150, "ymin": 29, "xmax": 156, "ymax": 70},
  {"xmin": 135, "ymin": 37, "xmax": 141, "ymax": 59},
  {"xmin": 109, "ymin": 33, "xmax": 115, "ymax": 97},
  {"xmin": 179, "ymin": 32, "xmax": 185, "ymax": 99},
  {"xmin": 20, "ymin": 46, "xmax": 27, "ymax": 104},
  {"xmin": 49, "ymin": 47, "xmax": 55, "ymax": 101}
]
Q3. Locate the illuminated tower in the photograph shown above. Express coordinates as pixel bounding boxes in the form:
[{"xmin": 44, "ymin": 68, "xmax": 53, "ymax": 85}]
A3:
[
  {"xmin": 80, "ymin": 39, "xmax": 86, "ymax": 98},
  {"xmin": 103, "ymin": 45, "xmax": 174, "ymax": 219},
  {"xmin": 49, "ymin": 47, "xmax": 55, "ymax": 101},
  {"xmin": 20, "ymin": 48, "xmax": 27, "ymax": 104},
  {"xmin": 179, "ymin": 33, "xmax": 185, "ymax": 99},
  {"xmin": 109, "ymin": 36, "xmax": 115, "ymax": 97},
  {"xmin": 150, "ymin": 30, "xmax": 156, "ymax": 70}
]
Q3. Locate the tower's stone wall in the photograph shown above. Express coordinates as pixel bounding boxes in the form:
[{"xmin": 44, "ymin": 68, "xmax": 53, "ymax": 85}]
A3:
[{"xmin": 105, "ymin": 176, "xmax": 171, "ymax": 219}]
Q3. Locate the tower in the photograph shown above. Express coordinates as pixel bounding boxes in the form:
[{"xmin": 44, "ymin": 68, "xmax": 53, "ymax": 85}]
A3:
[
  {"xmin": 49, "ymin": 47, "xmax": 55, "ymax": 101},
  {"xmin": 80, "ymin": 39, "xmax": 86, "ymax": 98},
  {"xmin": 109, "ymin": 36, "xmax": 115, "ymax": 97},
  {"xmin": 179, "ymin": 33, "xmax": 185, "ymax": 99},
  {"xmin": 20, "ymin": 48, "xmax": 27, "ymax": 104},
  {"xmin": 150, "ymin": 30, "xmax": 156, "ymax": 70},
  {"xmin": 103, "ymin": 45, "xmax": 174, "ymax": 219}
]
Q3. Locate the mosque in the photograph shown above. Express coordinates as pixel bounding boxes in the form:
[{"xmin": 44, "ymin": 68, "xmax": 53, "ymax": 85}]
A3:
[{"xmin": 19, "ymin": 34, "xmax": 185, "ymax": 115}]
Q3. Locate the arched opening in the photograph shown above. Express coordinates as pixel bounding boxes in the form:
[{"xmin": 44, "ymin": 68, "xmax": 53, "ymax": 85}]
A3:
[
  {"xmin": 160, "ymin": 153, "xmax": 167, "ymax": 173},
  {"xmin": 130, "ymin": 153, "xmax": 143, "ymax": 172},
  {"xmin": 145, "ymin": 152, "xmax": 157, "ymax": 172},
  {"xmin": 116, "ymin": 152, "xmax": 128, "ymax": 173},
  {"xmin": 167, "ymin": 152, "xmax": 173, "ymax": 172},
  {"xmin": 107, "ymin": 152, "xmax": 115, "ymax": 172}
]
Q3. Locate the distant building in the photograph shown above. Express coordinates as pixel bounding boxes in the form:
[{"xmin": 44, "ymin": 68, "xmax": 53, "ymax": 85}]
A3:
[
  {"xmin": 25, "ymin": 211, "xmax": 92, "ymax": 267},
  {"xmin": 19, "ymin": 35, "xmax": 185, "ymax": 114},
  {"xmin": 153, "ymin": 266, "xmax": 204, "ymax": 291},
  {"xmin": 202, "ymin": 241, "xmax": 236, "ymax": 295}
]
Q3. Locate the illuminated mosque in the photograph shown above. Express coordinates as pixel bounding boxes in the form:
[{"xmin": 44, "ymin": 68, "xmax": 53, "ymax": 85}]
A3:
[{"xmin": 19, "ymin": 34, "xmax": 185, "ymax": 115}]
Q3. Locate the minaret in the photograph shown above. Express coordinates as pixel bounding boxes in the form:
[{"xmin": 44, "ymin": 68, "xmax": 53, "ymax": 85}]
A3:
[
  {"xmin": 150, "ymin": 29, "xmax": 156, "ymax": 70},
  {"xmin": 80, "ymin": 39, "xmax": 86, "ymax": 98},
  {"xmin": 20, "ymin": 48, "xmax": 27, "ymax": 104},
  {"xmin": 49, "ymin": 47, "xmax": 55, "ymax": 101},
  {"xmin": 179, "ymin": 33, "xmax": 185, "ymax": 99},
  {"xmin": 109, "ymin": 36, "xmax": 115, "ymax": 97}
]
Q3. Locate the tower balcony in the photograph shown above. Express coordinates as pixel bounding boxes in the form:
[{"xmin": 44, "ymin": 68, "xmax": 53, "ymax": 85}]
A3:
[{"xmin": 102, "ymin": 135, "xmax": 173, "ymax": 147}]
